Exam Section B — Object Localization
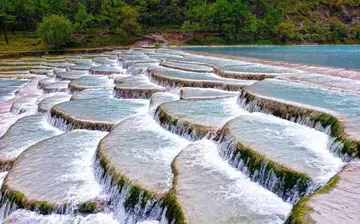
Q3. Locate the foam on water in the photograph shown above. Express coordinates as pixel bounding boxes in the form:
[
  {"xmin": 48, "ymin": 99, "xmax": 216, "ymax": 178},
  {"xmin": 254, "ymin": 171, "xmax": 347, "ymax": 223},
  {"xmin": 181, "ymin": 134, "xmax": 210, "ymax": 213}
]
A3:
[
  {"xmin": 245, "ymin": 79, "xmax": 360, "ymax": 139},
  {"xmin": 3, "ymin": 130, "xmax": 107, "ymax": 213},
  {"xmin": 174, "ymin": 139, "xmax": 292, "ymax": 224},
  {"xmin": 99, "ymin": 115, "xmax": 189, "ymax": 195},
  {"xmin": 0, "ymin": 114, "xmax": 61, "ymax": 168},
  {"xmin": 0, "ymin": 79, "xmax": 29, "ymax": 103},
  {"xmin": 3, "ymin": 210, "xmax": 120, "ymax": 224},
  {"xmin": 221, "ymin": 113, "xmax": 344, "ymax": 187},
  {"xmin": 155, "ymin": 97, "xmax": 247, "ymax": 139}
]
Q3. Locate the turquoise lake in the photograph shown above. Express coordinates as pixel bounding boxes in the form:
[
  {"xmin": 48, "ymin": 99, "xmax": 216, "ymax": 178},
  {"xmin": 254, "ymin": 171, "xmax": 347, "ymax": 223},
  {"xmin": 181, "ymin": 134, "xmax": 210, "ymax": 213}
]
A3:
[{"xmin": 183, "ymin": 45, "xmax": 360, "ymax": 70}]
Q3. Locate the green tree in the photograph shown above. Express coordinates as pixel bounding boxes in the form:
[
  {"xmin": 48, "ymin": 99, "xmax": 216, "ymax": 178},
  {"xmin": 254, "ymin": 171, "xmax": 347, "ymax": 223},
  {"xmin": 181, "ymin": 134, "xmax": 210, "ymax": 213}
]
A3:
[
  {"xmin": 329, "ymin": 17, "xmax": 348, "ymax": 42},
  {"xmin": 0, "ymin": 0, "xmax": 15, "ymax": 43},
  {"xmin": 119, "ymin": 5, "xmax": 141, "ymax": 36},
  {"xmin": 277, "ymin": 21, "xmax": 295, "ymax": 42},
  {"xmin": 74, "ymin": 3, "xmax": 93, "ymax": 29},
  {"xmin": 37, "ymin": 15, "xmax": 75, "ymax": 48},
  {"xmin": 181, "ymin": 20, "xmax": 200, "ymax": 39}
]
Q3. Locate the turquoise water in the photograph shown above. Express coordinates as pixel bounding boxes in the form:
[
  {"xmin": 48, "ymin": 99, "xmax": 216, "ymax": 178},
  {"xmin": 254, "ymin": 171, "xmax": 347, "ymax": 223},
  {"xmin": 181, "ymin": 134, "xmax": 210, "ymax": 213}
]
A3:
[
  {"xmin": 183, "ymin": 45, "xmax": 360, "ymax": 70},
  {"xmin": 0, "ymin": 79, "xmax": 28, "ymax": 102}
]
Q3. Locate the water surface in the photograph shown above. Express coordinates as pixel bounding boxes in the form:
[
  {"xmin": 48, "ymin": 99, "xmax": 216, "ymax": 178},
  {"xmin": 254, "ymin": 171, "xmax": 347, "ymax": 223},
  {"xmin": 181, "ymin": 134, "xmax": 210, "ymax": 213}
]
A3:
[{"xmin": 183, "ymin": 45, "xmax": 360, "ymax": 70}]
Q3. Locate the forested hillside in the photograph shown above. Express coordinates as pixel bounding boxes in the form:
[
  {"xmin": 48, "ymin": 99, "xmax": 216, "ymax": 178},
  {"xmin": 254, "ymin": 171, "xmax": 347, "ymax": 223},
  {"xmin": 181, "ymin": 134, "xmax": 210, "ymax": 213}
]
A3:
[{"xmin": 0, "ymin": 0, "xmax": 360, "ymax": 49}]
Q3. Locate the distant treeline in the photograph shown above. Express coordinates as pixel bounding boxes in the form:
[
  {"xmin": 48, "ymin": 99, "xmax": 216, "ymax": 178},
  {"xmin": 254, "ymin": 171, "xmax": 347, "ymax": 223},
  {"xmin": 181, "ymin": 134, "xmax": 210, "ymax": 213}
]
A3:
[{"xmin": 1, "ymin": 0, "xmax": 360, "ymax": 47}]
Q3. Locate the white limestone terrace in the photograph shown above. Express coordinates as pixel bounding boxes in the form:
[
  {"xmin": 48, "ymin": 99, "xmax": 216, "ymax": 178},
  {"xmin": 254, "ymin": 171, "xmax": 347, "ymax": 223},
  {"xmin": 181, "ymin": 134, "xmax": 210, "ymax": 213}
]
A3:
[
  {"xmin": 38, "ymin": 93, "xmax": 71, "ymax": 112},
  {"xmin": 49, "ymin": 97, "xmax": 149, "ymax": 131},
  {"xmin": 180, "ymin": 87, "xmax": 238, "ymax": 99},
  {"xmin": 278, "ymin": 72, "xmax": 360, "ymax": 94},
  {"xmin": 243, "ymin": 79, "xmax": 360, "ymax": 141},
  {"xmin": 98, "ymin": 115, "xmax": 189, "ymax": 196},
  {"xmin": 70, "ymin": 88, "xmax": 113, "ymax": 100},
  {"xmin": 173, "ymin": 140, "xmax": 292, "ymax": 224},
  {"xmin": 68, "ymin": 75, "xmax": 114, "ymax": 92},
  {"xmin": 2, "ymin": 130, "xmax": 107, "ymax": 213},
  {"xmin": 155, "ymin": 97, "xmax": 246, "ymax": 140},
  {"xmin": 220, "ymin": 113, "xmax": 344, "ymax": 201},
  {"xmin": 113, "ymin": 75, "xmax": 165, "ymax": 99},
  {"xmin": 0, "ymin": 114, "xmax": 61, "ymax": 169}
]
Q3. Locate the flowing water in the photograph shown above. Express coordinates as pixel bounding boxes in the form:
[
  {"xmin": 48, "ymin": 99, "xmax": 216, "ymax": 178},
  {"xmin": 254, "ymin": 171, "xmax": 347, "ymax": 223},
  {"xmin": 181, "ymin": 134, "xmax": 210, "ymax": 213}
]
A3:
[{"xmin": 0, "ymin": 47, "xmax": 355, "ymax": 224}]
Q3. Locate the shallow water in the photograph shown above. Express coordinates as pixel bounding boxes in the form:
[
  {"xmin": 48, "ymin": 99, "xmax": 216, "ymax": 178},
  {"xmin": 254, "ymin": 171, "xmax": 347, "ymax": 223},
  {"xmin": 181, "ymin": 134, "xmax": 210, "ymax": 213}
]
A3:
[
  {"xmin": 180, "ymin": 87, "xmax": 238, "ymax": 99},
  {"xmin": 158, "ymin": 97, "xmax": 246, "ymax": 131},
  {"xmin": 245, "ymin": 79, "xmax": 360, "ymax": 139},
  {"xmin": 0, "ymin": 79, "xmax": 28, "ymax": 103},
  {"xmin": 51, "ymin": 97, "xmax": 148, "ymax": 129},
  {"xmin": 100, "ymin": 115, "xmax": 189, "ymax": 195},
  {"xmin": 5, "ymin": 130, "xmax": 106, "ymax": 206},
  {"xmin": 225, "ymin": 113, "xmax": 344, "ymax": 184},
  {"xmin": 0, "ymin": 114, "xmax": 61, "ymax": 165},
  {"xmin": 174, "ymin": 140, "xmax": 292, "ymax": 224}
]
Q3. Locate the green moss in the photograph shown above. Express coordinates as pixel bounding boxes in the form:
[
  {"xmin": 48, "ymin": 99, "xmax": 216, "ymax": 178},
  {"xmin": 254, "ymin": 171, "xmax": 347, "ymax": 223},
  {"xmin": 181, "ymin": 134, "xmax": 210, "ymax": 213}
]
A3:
[
  {"xmin": 96, "ymin": 142, "xmax": 160, "ymax": 213},
  {"xmin": 78, "ymin": 202, "xmax": 97, "ymax": 213},
  {"xmin": 241, "ymin": 90, "xmax": 360, "ymax": 157},
  {"xmin": 232, "ymin": 140, "xmax": 311, "ymax": 199},
  {"xmin": 285, "ymin": 176, "xmax": 340, "ymax": 224}
]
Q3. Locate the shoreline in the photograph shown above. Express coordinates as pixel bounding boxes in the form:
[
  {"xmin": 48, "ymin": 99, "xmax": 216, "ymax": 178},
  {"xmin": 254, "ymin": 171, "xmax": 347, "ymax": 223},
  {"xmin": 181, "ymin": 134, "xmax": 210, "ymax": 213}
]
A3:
[{"xmin": 181, "ymin": 49, "xmax": 360, "ymax": 81}]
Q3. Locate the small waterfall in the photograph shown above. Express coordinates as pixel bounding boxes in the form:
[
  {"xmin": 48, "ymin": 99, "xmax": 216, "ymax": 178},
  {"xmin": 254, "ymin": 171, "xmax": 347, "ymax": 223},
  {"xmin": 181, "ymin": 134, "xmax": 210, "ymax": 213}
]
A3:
[
  {"xmin": 94, "ymin": 160, "xmax": 167, "ymax": 224},
  {"xmin": 237, "ymin": 92, "xmax": 352, "ymax": 161},
  {"xmin": 218, "ymin": 134, "xmax": 313, "ymax": 204},
  {"xmin": 153, "ymin": 109, "xmax": 217, "ymax": 141}
]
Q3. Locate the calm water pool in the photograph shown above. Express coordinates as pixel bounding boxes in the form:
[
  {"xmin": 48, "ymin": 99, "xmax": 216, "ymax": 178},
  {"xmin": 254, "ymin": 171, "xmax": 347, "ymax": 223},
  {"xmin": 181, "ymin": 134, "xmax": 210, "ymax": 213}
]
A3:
[{"xmin": 183, "ymin": 45, "xmax": 360, "ymax": 70}]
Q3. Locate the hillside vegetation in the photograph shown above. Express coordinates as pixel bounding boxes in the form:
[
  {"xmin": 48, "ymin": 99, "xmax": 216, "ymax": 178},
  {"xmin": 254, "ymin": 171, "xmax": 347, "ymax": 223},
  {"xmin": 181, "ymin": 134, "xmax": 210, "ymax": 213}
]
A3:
[{"xmin": 0, "ymin": 0, "xmax": 359, "ymax": 50}]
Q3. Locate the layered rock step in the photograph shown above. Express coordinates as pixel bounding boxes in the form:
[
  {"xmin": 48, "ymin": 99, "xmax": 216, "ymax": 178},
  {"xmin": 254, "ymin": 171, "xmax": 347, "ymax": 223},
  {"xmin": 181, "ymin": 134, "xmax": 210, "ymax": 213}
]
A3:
[
  {"xmin": 70, "ymin": 64, "xmax": 93, "ymax": 71},
  {"xmin": 42, "ymin": 80, "xmax": 70, "ymax": 93},
  {"xmin": 114, "ymin": 75, "xmax": 165, "ymax": 99},
  {"xmin": 160, "ymin": 61, "xmax": 214, "ymax": 73},
  {"xmin": 148, "ymin": 66, "xmax": 256, "ymax": 91},
  {"xmin": 173, "ymin": 140, "xmax": 292, "ymax": 224},
  {"xmin": 173, "ymin": 53, "xmax": 299, "ymax": 79},
  {"xmin": 240, "ymin": 79, "xmax": 360, "ymax": 158},
  {"xmin": 71, "ymin": 88, "xmax": 113, "ymax": 101},
  {"xmin": 1, "ymin": 130, "xmax": 107, "ymax": 214},
  {"xmin": 288, "ymin": 161, "xmax": 360, "ymax": 224},
  {"xmin": 279, "ymin": 73, "xmax": 360, "ymax": 94},
  {"xmin": 11, "ymin": 94, "xmax": 41, "ymax": 114},
  {"xmin": 220, "ymin": 113, "xmax": 344, "ymax": 202},
  {"xmin": 149, "ymin": 92, "xmax": 179, "ymax": 110},
  {"xmin": 69, "ymin": 75, "xmax": 113, "ymax": 92},
  {"xmin": 155, "ymin": 97, "xmax": 245, "ymax": 140},
  {"xmin": 90, "ymin": 65, "xmax": 122, "ymax": 75},
  {"xmin": 54, "ymin": 71, "xmax": 88, "ymax": 81},
  {"xmin": 0, "ymin": 114, "xmax": 61, "ymax": 169},
  {"xmin": 180, "ymin": 87, "xmax": 238, "ymax": 99},
  {"xmin": 98, "ymin": 115, "xmax": 189, "ymax": 197},
  {"xmin": 38, "ymin": 94, "xmax": 71, "ymax": 112},
  {"xmin": 50, "ymin": 97, "xmax": 148, "ymax": 131}
]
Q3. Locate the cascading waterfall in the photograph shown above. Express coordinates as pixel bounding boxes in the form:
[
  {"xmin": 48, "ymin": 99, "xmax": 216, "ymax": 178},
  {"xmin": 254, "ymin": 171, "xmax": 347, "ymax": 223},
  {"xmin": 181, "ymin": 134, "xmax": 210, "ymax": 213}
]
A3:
[
  {"xmin": 237, "ymin": 92, "xmax": 351, "ymax": 161},
  {"xmin": 94, "ymin": 160, "xmax": 167, "ymax": 224},
  {"xmin": 217, "ymin": 134, "xmax": 313, "ymax": 204}
]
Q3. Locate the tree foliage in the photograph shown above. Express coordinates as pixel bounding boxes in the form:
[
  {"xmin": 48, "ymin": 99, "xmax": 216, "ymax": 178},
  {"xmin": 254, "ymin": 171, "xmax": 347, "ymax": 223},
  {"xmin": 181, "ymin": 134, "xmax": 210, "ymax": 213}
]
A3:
[
  {"xmin": 1, "ymin": 0, "xmax": 359, "ymax": 45},
  {"xmin": 37, "ymin": 15, "xmax": 75, "ymax": 48}
]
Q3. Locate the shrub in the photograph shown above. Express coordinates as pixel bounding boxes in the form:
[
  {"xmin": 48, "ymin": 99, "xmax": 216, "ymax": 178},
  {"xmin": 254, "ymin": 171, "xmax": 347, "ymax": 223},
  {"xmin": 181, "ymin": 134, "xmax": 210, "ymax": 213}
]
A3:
[{"xmin": 37, "ymin": 15, "xmax": 75, "ymax": 48}]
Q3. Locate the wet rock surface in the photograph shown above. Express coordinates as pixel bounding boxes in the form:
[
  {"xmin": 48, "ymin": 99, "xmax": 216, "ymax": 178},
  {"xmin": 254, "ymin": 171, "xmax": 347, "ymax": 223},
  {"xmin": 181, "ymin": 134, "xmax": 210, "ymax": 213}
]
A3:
[{"xmin": 0, "ymin": 48, "xmax": 356, "ymax": 224}]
